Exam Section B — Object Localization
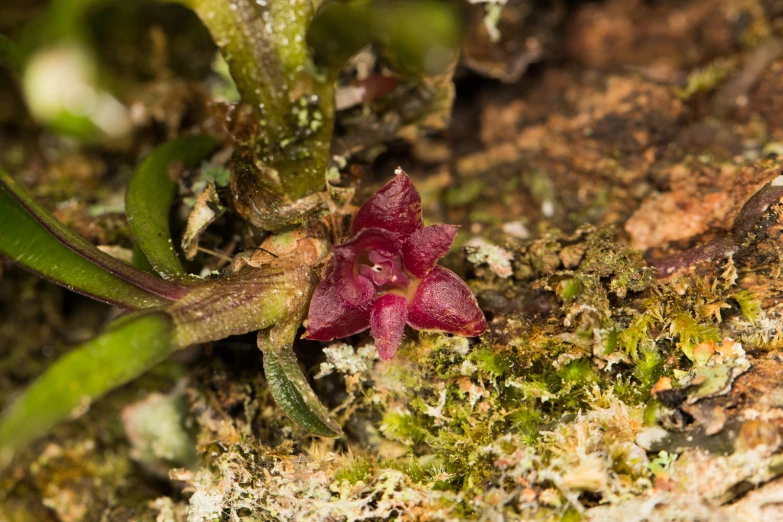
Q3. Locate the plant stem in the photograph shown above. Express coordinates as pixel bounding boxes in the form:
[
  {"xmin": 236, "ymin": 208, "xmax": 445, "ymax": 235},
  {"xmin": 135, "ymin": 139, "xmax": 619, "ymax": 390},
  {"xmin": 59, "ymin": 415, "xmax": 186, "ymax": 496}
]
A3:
[{"xmin": 177, "ymin": 0, "xmax": 335, "ymax": 202}]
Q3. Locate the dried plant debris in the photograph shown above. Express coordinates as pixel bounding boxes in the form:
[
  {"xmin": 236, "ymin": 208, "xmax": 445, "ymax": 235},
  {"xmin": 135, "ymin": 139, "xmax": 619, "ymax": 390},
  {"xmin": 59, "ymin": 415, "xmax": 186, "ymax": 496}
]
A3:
[
  {"xmin": 462, "ymin": 0, "xmax": 561, "ymax": 83},
  {"xmin": 181, "ymin": 182, "xmax": 225, "ymax": 261}
]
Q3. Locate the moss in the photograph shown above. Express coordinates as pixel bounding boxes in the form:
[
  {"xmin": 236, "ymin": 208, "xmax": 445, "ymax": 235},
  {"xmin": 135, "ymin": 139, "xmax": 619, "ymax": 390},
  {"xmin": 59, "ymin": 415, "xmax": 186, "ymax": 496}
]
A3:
[
  {"xmin": 427, "ymin": 422, "xmax": 499, "ymax": 491},
  {"xmin": 508, "ymin": 407, "xmax": 545, "ymax": 444},
  {"xmin": 578, "ymin": 229, "xmax": 655, "ymax": 298},
  {"xmin": 561, "ymin": 507, "xmax": 585, "ymax": 522},
  {"xmin": 669, "ymin": 313, "xmax": 721, "ymax": 361},
  {"xmin": 470, "ymin": 348, "xmax": 513, "ymax": 379},
  {"xmin": 732, "ymin": 290, "xmax": 761, "ymax": 325},
  {"xmin": 555, "ymin": 277, "xmax": 584, "ymax": 301},
  {"xmin": 557, "ymin": 358, "xmax": 597, "ymax": 387},
  {"xmin": 631, "ymin": 347, "xmax": 666, "ymax": 398},
  {"xmin": 333, "ymin": 455, "xmax": 375, "ymax": 485},
  {"xmin": 380, "ymin": 411, "xmax": 431, "ymax": 446},
  {"xmin": 383, "ymin": 455, "xmax": 440, "ymax": 484},
  {"xmin": 618, "ymin": 313, "xmax": 657, "ymax": 358},
  {"xmin": 416, "ymin": 333, "xmax": 472, "ymax": 379},
  {"xmin": 676, "ymin": 57, "xmax": 737, "ymax": 100}
]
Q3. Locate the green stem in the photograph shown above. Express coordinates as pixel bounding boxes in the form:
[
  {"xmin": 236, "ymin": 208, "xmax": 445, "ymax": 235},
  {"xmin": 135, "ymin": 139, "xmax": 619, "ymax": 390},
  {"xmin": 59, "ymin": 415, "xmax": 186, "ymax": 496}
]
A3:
[{"xmin": 177, "ymin": 0, "xmax": 335, "ymax": 201}]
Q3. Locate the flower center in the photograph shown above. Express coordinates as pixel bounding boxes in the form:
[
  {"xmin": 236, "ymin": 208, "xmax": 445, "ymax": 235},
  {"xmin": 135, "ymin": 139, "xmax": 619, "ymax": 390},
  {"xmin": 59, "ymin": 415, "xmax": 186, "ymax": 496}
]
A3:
[{"xmin": 357, "ymin": 249, "xmax": 411, "ymax": 290}]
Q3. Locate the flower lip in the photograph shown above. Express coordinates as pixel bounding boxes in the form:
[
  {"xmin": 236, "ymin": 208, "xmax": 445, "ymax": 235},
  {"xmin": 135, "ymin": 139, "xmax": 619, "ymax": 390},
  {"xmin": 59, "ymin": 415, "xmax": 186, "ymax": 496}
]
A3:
[
  {"xmin": 357, "ymin": 250, "xmax": 410, "ymax": 289},
  {"xmin": 332, "ymin": 227, "xmax": 401, "ymax": 306},
  {"xmin": 358, "ymin": 260, "xmax": 393, "ymax": 286}
]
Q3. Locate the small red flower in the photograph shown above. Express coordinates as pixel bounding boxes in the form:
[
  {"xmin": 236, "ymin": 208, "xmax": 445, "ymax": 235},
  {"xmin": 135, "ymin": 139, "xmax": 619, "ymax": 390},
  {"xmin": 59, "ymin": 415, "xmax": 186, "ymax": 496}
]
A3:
[{"xmin": 304, "ymin": 169, "xmax": 486, "ymax": 360}]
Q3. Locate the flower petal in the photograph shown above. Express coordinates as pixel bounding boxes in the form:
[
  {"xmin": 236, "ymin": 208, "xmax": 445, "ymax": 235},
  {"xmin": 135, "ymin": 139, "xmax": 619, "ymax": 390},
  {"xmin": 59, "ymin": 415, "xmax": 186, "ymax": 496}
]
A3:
[
  {"xmin": 352, "ymin": 170, "xmax": 423, "ymax": 236},
  {"xmin": 407, "ymin": 266, "xmax": 486, "ymax": 336},
  {"xmin": 370, "ymin": 293, "xmax": 408, "ymax": 361},
  {"xmin": 401, "ymin": 224, "xmax": 459, "ymax": 277},
  {"xmin": 333, "ymin": 228, "xmax": 400, "ymax": 306},
  {"xmin": 303, "ymin": 267, "xmax": 372, "ymax": 341}
]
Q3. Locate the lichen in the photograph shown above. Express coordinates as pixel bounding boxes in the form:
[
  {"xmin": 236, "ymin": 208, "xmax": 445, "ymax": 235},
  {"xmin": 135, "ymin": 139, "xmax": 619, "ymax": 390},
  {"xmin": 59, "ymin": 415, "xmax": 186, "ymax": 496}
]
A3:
[
  {"xmin": 315, "ymin": 343, "xmax": 377, "ymax": 378},
  {"xmin": 465, "ymin": 238, "xmax": 514, "ymax": 278}
]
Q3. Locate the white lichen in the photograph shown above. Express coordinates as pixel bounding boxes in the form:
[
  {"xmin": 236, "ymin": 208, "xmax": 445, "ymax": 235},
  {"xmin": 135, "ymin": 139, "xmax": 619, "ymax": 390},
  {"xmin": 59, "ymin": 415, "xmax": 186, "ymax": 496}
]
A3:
[
  {"xmin": 465, "ymin": 237, "xmax": 514, "ymax": 278},
  {"xmin": 315, "ymin": 343, "xmax": 378, "ymax": 378}
]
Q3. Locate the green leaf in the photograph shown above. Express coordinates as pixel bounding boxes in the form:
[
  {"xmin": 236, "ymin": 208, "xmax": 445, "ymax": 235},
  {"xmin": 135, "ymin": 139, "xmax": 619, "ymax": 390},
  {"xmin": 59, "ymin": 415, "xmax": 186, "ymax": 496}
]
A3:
[
  {"xmin": 259, "ymin": 324, "xmax": 343, "ymax": 437},
  {"xmin": 127, "ymin": 135, "xmax": 218, "ymax": 279},
  {"xmin": 308, "ymin": 0, "xmax": 374, "ymax": 72},
  {"xmin": 373, "ymin": 1, "xmax": 461, "ymax": 77},
  {"xmin": 309, "ymin": 0, "xmax": 461, "ymax": 77},
  {"xmin": 0, "ymin": 169, "xmax": 187, "ymax": 309},
  {"xmin": 0, "ymin": 311, "xmax": 176, "ymax": 455},
  {"xmin": 0, "ymin": 33, "xmax": 22, "ymax": 74},
  {"xmin": 131, "ymin": 242, "xmax": 157, "ymax": 275}
]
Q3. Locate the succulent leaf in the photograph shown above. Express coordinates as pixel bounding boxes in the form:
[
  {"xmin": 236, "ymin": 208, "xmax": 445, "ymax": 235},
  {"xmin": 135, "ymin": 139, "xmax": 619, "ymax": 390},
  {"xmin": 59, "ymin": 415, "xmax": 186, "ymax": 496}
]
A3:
[
  {"xmin": 260, "ymin": 323, "xmax": 343, "ymax": 437},
  {"xmin": 0, "ymin": 168, "xmax": 187, "ymax": 309},
  {"xmin": 0, "ymin": 311, "xmax": 176, "ymax": 456},
  {"xmin": 126, "ymin": 135, "xmax": 218, "ymax": 279}
]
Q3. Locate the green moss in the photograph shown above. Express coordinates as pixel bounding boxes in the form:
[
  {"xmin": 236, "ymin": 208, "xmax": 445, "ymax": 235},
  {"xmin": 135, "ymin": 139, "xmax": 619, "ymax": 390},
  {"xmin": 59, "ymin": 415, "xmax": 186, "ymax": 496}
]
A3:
[
  {"xmin": 469, "ymin": 208, "xmax": 501, "ymax": 224},
  {"xmin": 676, "ymin": 57, "xmax": 736, "ymax": 100},
  {"xmin": 618, "ymin": 313, "xmax": 657, "ymax": 358},
  {"xmin": 556, "ymin": 277, "xmax": 584, "ymax": 301},
  {"xmin": 669, "ymin": 313, "xmax": 720, "ymax": 360},
  {"xmin": 444, "ymin": 179, "xmax": 485, "ymax": 207},
  {"xmin": 508, "ymin": 407, "xmax": 544, "ymax": 444},
  {"xmin": 561, "ymin": 507, "xmax": 585, "ymax": 522},
  {"xmin": 416, "ymin": 333, "xmax": 471, "ymax": 378},
  {"xmin": 384, "ymin": 455, "xmax": 441, "ymax": 483},
  {"xmin": 732, "ymin": 291, "xmax": 761, "ymax": 325},
  {"xmin": 643, "ymin": 399, "xmax": 663, "ymax": 426},
  {"xmin": 557, "ymin": 358, "xmax": 597, "ymax": 386},
  {"xmin": 612, "ymin": 375, "xmax": 637, "ymax": 402},
  {"xmin": 632, "ymin": 347, "xmax": 666, "ymax": 397},
  {"xmin": 380, "ymin": 411, "xmax": 431, "ymax": 445},
  {"xmin": 428, "ymin": 422, "xmax": 498, "ymax": 492},
  {"xmin": 470, "ymin": 348, "xmax": 513, "ymax": 379},
  {"xmin": 333, "ymin": 455, "xmax": 374, "ymax": 484},
  {"xmin": 579, "ymin": 229, "xmax": 655, "ymax": 298}
]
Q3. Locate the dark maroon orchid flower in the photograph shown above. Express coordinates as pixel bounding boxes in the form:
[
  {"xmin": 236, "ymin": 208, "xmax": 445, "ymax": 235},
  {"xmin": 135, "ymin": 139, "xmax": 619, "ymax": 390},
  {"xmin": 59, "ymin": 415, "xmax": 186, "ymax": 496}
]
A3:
[{"xmin": 304, "ymin": 169, "xmax": 486, "ymax": 360}]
